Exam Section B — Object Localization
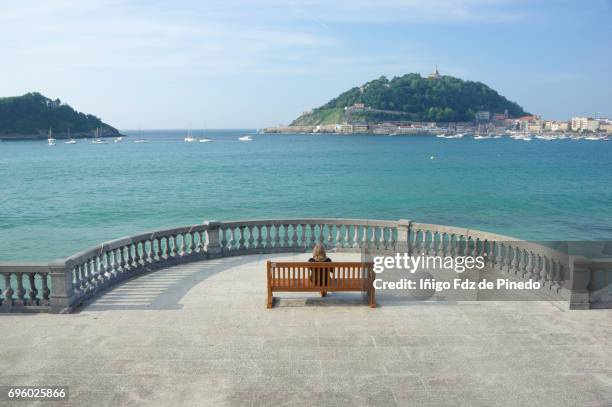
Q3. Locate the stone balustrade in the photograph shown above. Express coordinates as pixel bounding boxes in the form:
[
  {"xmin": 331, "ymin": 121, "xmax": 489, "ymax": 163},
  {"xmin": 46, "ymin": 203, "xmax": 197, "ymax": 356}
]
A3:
[
  {"xmin": 0, "ymin": 218, "xmax": 609, "ymax": 312},
  {"xmin": 0, "ymin": 264, "xmax": 51, "ymax": 311}
]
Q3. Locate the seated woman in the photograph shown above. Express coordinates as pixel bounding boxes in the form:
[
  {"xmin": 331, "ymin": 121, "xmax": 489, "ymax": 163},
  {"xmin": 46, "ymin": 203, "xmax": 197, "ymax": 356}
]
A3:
[{"xmin": 308, "ymin": 243, "xmax": 332, "ymax": 297}]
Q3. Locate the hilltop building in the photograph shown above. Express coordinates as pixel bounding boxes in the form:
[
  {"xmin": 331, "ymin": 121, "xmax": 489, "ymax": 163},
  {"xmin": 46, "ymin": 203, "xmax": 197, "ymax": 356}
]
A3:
[{"xmin": 428, "ymin": 65, "xmax": 441, "ymax": 79}]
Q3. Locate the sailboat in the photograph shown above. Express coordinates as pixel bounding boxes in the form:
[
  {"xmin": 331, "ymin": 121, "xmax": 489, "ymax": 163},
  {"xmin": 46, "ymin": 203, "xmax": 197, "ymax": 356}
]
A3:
[
  {"xmin": 238, "ymin": 135, "xmax": 253, "ymax": 141},
  {"xmin": 92, "ymin": 128, "xmax": 107, "ymax": 144},
  {"xmin": 199, "ymin": 125, "xmax": 212, "ymax": 142},
  {"xmin": 184, "ymin": 129, "xmax": 196, "ymax": 142},
  {"xmin": 114, "ymin": 136, "xmax": 123, "ymax": 143},
  {"xmin": 65, "ymin": 128, "xmax": 77, "ymax": 144},
  {"xmin": 47, "ymin": 128, "xmax": 56, "ymax": 146}
]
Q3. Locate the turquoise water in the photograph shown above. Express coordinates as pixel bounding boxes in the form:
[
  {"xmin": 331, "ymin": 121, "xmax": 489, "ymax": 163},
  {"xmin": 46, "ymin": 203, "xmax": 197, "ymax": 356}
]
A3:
[{"xmin": 1, "ymin": 130, "xmax": 611, "ymax": 261}]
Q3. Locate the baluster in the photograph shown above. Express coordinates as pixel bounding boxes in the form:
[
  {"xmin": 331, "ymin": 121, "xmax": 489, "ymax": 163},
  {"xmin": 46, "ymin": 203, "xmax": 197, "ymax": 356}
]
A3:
[
  {"xmin": 217, "ymin": 227, "xmax": 226, "ymax": 253},
  {"xmin": 335, "ymin": 226, "xmax": 342, "ymax": 249},
  {"xmin": 114, "ymin": 248, "xmax": 123, "ymax": 274},
  {"xmin": 423, "ymin": 231, "xmax": 431, "ymax": 255},
  {"xmin": 146, "ymin": 240, "xmax": 154, "ymax": 263},
  {"xmin": 2, "ymin": 273, "xmax": 12, "ymax": 305},
  {"xmin": 341, "ymin": 225, "xmax": 348, "ymax": 249},
  {"xmin": 91, "ymin": 257, "xmax": 100, "ymax": 288},
  {"xmin": 326, "ymin": 225, "xmax": 333, "ymax": 247},
  {"xmin": 553, "ymin": 261, "xmax": 563, "ymax": 289},
  {"xmin": 227, "ymin": 229, "xmax": 235, "ymax": 251},
  {"xmin": 288, "ymin": 224, "xmax": 295, "ymax": 248},
  {"xmin": 83, "ymin": 260, "xmax": 91, "ymax": 291},
  {"xmin": 352, "ymin": 226, "xmax": 359, "ymax": 248},
  {"xmin": 40, "ymin": 272, "xmax": 50, "ymax": 302},
  {"xmin": 28, "ymin": 273, "xmax": 38, "ymax": 304},
  {"xmin": 14, "ymin": 273, "xmax": 25, "ymax": 305},
  {"xmin": 282, "ymin": 224, "xmax": 290, "ymax": 247},
  {"xmin": 535, "ymin": 254, "xmax": 544, "ymax": 282},
  {"xmin": 274, "ymin": 225, "xmax": 281, "ymax": 248},
  {"xmin": 311, "ymin": 225, "xmax": 317, "ymax": 245},
  {"xmin": 246, "ymin": 226, "xmax": 254, "ymax": 250},
  {"xmin": 411, "ymin": 229, "xmax": 419, "ymax": 255},
  {"xmin": 97, "ymin": 254, "xmax": 106, "ymax": 285},
  {"xmin": 508, "ymin": 246, "xmax": 517, "ymax": 274},
  {"xmin": 540, "ymin": 257, "xmax": 549, "ymax": 285},
  {"xmin": 252, "ymin": 226, "xmax": 261, "ymax": 249},
  {"xmin": 102, "ymin": 251, "xmax": 111, "ymax": 282},
  {"xmin": 131, "ymin": 243, "xmax": 141, "ymax": 266},
  {"xmin": 187, "ymin": 233, "xmax": 195, "ymax": 254},
  {"xmin": 170, "ymin": 236, "xmax": 177, "ymax": 257},
  {"xmin": 261, "ymin": 226, "xmax": 269, "ymax": 249},
  {"xmin": 316, "ymin": 225, "xmax": 323, "ymax": 245},
  {"xmin": 527, "ymin": 252, "xmax": 536, "ymax": 280},
  {"xmin": 373, "ymin": 226, "xmax": 380, "ymax": 250},
  {"xmin": 361, "ymin": 226, "xmax": 368, "ymax": 249},
  {"xmin": 517, "ymin": 248, "xmax": 525, "ymax": 276},
  {"xmin": 192, "ymin": 233, "xmax": 201, "ymax": 254},
  {"xmin": 495, "ymin": 243, "xmax": 503, "ymax": 272},
  {"xmin": 108, "ymin": 250, "xmax": 117, "ymax": 280},
  {"xmin": 238, "ymin": 227, "xmax": 246, "ymax": 251},
  {"xmin": 74, "ymin": 264, "xmax": 84, "ymax": 294}
]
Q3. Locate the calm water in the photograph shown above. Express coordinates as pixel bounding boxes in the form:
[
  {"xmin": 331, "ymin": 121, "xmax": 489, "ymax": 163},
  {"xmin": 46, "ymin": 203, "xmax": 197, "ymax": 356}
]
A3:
[{"xmin": 1, "ymin": 130, "xmax": 611, "ymax": 261}]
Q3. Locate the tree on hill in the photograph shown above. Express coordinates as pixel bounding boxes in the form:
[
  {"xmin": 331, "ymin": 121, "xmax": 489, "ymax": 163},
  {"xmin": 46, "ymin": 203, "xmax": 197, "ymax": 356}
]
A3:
[
  {"xmin": 0, "ymin": 92, "xmax": 116, "ymax": 135},
  {"xmin": 294, "ymin": 73, "xmax": 528, "ymax": 125}
]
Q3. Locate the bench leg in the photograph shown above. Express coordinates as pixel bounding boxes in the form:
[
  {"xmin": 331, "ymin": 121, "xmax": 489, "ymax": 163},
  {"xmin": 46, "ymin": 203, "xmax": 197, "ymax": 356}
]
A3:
[
  {"xmin": 369, "ymin": 287, "xmax": 376, "ymax": 308},
  {"xmin": 320, "ymin": 291, "xmax": 327, "ymax": 297},
  {"xmin": 267, "ymin": 288, "xmax": 273, "ymax": 309}
]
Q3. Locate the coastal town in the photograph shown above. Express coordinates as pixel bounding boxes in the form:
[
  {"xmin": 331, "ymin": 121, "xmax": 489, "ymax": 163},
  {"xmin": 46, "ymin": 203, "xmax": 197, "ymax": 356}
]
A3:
[{"xmin": 263, "ymin": 110, "xmax": 612, "ymax": 140}]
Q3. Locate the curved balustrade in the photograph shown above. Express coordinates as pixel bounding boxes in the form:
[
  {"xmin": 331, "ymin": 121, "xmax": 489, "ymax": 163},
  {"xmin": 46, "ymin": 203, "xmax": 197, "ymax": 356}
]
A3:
[
  {"xmin": 0, "ymin": 218, "xmax": 608, "ymax": 312},
  {"xmin": 409, "ymin": 222, "xmax": 569, "ymax": 293}
]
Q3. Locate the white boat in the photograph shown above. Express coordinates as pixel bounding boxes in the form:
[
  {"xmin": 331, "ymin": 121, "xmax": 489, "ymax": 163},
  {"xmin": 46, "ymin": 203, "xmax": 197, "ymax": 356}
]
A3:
[
  {"xmin": 436, "ymin": 134, "xmax": 447, "ymax": 138},
  {"xmin": 184, "ymin": 129, "xmax": 196, "ymax": 142},
  {"xmin": 133, "ymin": 139, "xmax": 147, "ymax": 143},
  {"xmin": 199, "ymin": 138, "xmax": 212, "ymax": 143},
  {"xmin": 445, "ymin": 133, "xmax": 464, "ymax": 139},
  {"xmin": 114, "ymin": 137, "xmax": 123, "ymax": 143},
  {"xmin": 238, "ymin": 135, "xmax": 253, "ymax": 141},
  {"xmin": 388, "ymin": 133, "xmax": 398, "ymax": 137},
  {"xmin": 474, "ymin": 134, "xmax": 493, "ymax": 140},
  {"xmin": 47, "ymin": 128, "xmax": 56, "ymax": 146},
  {"xmin": 584, "ymin": 135, "xmax": 601, "ymax": 141},
  {"xmin": 92, "ymin": 128, "xmax": 107, "ymax": 144},
  {"xmin": 64, "ymin": 129, "xmax": 76, "ymax": 144}
]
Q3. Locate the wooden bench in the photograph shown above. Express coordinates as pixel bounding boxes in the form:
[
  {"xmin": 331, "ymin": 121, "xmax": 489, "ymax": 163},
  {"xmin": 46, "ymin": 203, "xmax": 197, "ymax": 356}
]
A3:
[{"xmin": 266, "ymin": 261, "xmax": 376, "ymax": 308}]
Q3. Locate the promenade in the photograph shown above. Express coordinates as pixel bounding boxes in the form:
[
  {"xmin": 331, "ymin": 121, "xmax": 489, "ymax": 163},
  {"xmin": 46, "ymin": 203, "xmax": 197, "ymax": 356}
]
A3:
[{"xmin": 1, "ymin": 253, "xmax": 611, "ymax": 407}]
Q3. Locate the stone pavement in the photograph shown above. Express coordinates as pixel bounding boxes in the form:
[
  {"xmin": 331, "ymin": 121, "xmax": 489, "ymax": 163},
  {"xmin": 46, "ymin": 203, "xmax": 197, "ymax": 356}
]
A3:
[{"xmin": 1, "ymin": 253, "xmax": 611, "ymax": 406}]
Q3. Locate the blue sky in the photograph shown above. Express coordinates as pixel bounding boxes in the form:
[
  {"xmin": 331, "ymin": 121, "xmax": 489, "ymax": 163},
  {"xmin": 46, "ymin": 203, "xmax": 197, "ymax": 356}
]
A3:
[{"xmin": 0, "ymin": 0, "xmax": 610, "ymax": 128}]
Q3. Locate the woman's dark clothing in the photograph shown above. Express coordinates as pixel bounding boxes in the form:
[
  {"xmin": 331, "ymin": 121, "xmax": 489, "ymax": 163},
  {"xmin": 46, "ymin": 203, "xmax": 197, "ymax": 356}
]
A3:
[{"xmin": 308, "ymin": 257, "xmax": 332, "ymax": 286}]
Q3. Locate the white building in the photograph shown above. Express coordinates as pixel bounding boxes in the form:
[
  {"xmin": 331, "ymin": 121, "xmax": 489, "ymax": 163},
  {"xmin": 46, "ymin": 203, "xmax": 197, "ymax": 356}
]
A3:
[
  {"xmin": 474, "ymin": 111, "xmax": 490, "ymax": 122},
  {"xmin": 571, "ymin": 117, "xmax": 599, "ymax": 132}
]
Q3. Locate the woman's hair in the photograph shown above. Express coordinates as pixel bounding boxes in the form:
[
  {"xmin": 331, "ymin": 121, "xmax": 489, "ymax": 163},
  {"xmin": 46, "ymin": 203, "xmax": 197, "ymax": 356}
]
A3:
[{"xmin": 312, "ymin": 243, "xmax": 327, "ymax": 261}]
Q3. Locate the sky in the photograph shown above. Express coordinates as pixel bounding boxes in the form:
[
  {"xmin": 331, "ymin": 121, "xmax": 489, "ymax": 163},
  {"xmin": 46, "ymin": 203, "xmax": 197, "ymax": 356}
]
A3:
[{"xmin": 0, "ymin": 0, "xmax": 611, "ymax": 129}]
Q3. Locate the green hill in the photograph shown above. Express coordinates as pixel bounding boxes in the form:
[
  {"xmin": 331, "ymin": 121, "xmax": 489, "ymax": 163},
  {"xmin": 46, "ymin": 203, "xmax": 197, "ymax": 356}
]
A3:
[
  {"xmin": 0, "ymin": 92, "xmax": 121, "ymax": 139},
  {"xmin": 292, "ymin": 73, "xmax": 528, "ymax": 125}
]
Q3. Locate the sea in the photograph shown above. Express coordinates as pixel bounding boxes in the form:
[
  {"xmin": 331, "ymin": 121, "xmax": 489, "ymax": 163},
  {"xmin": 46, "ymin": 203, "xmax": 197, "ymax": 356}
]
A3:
[{"xmin": 1, "ymin": 129, "xmax": 611, "ymax": 261}]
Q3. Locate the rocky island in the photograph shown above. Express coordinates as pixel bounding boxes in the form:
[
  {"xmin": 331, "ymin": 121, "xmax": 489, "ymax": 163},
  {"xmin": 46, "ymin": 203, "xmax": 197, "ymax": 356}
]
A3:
[{"xmin": 0, "ymin": 92, "xmax": 121, "ymax": 140}]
